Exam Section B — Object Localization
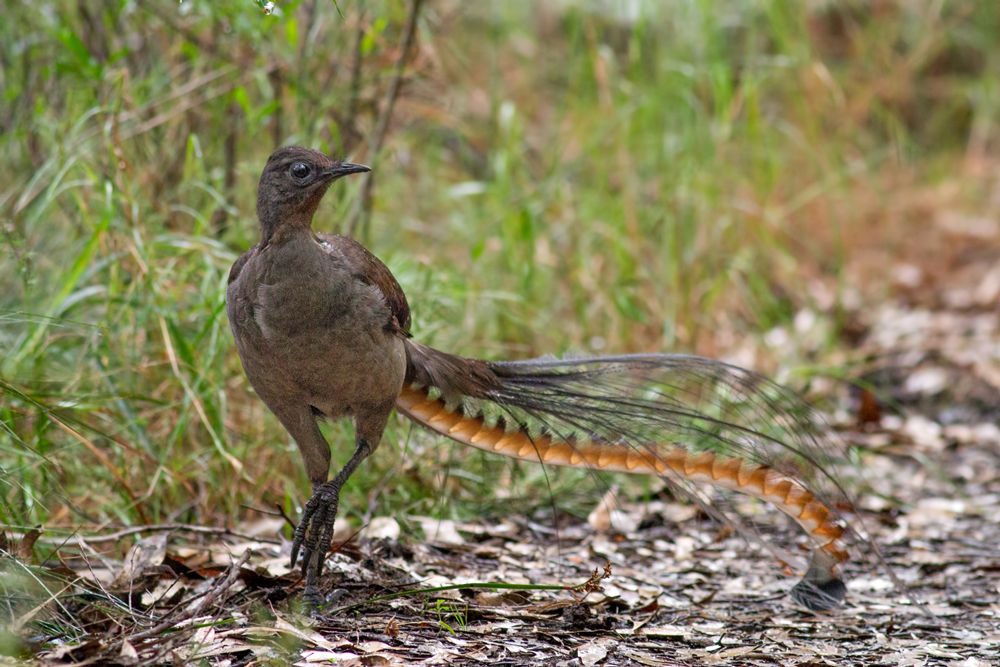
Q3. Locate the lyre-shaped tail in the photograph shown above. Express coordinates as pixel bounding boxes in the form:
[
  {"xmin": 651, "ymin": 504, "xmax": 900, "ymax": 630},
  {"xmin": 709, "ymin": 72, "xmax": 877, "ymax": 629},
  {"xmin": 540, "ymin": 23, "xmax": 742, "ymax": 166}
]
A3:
[{"xmin": 398, "ymin": 342, "xmax": 852, "ymax": 610}]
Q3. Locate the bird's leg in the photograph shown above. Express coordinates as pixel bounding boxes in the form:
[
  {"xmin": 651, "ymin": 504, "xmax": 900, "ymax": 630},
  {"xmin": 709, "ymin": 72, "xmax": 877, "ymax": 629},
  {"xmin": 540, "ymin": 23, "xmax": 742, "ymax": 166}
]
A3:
[{"xmin": 291, "ymin": 437, "xmax": 374, "ymax": 609}]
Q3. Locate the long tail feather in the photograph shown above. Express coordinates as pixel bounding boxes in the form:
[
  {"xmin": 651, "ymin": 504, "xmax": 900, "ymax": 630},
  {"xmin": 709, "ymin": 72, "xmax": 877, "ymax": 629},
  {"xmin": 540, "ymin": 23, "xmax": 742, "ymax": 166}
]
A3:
[{"xmin": 399, "ymin": 341, "xmax": 852, "ymax": 610}]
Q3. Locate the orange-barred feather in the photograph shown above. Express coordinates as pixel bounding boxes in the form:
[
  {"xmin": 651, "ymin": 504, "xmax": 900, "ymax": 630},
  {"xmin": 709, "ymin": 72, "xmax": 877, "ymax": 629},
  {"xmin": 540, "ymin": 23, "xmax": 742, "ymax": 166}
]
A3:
[{"xmin": 395, "ymin": 382, "xmax": 850, "ymax": 575}]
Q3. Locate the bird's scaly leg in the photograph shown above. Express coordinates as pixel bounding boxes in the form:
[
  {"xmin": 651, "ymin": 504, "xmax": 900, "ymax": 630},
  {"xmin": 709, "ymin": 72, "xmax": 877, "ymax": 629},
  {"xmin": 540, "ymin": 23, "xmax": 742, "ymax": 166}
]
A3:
[{"xmin": 291, "ymin": 438, "xmax": 373, "ymax": 609}]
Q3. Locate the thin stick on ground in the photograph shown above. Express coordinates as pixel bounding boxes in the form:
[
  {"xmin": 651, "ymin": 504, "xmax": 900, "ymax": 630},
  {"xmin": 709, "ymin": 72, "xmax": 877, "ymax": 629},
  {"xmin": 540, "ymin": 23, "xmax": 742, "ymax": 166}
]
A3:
[
  {"xmin": 345, "ymin": 0, "xmax": 423, "ymax": 238},
  {"xmin": 120, "ymin": 548, "xmax": 252, "ymax": 646},
  {"xmin": 75, "ymin": 524, "xmax": 280, "ymax": 545}
]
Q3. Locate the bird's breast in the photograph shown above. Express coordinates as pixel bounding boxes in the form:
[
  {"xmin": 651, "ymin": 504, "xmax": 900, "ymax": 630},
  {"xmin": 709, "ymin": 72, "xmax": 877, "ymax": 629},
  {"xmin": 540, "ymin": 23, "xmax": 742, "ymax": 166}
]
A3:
[
  {"xmin": 228, "ymin": 233, "xmax": 406, "ymax": 416},
  {"xmin": 246, "ymin": 238, "xmax": 394, "ymax": 355}
]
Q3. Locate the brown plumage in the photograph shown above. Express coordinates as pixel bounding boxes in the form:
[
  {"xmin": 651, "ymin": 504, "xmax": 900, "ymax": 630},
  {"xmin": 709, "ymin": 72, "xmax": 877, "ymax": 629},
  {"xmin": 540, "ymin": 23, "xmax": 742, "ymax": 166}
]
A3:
[{"xmin": 227, "ymin": 146, "xmax": 851, "ymax": 612}]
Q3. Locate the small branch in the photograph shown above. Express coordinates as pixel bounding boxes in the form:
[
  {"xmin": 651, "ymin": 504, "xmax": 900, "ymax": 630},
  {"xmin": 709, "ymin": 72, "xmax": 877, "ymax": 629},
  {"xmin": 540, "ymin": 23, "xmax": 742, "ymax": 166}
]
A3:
[
  {"xmin": 343, "ymin": 4, "xmax": 368, "ymax": 154},
  {"xmin": 269, "ymin": 68, "xmax": 284, "ymax": 148},
  {"xmin": 273, "ymin": 502, "xmax": 298, "ymax": 531},
  {"xmin": 345, "ymin": 0, "xmax": 423, "ymax": 237},
  {"xmin": 75, "ymin": 523, "xmax": 280, "ymax": 545},
  {"xmin": 125, "ymin": 548, "xmax": 252, "ymax": 644},
  {"xmin": 329, "ymin": 564, "xmax": 611, "ymax": 615},
  {"xmin": 212, "ymin": 100, "xmax": 241, "ymax": 238}
]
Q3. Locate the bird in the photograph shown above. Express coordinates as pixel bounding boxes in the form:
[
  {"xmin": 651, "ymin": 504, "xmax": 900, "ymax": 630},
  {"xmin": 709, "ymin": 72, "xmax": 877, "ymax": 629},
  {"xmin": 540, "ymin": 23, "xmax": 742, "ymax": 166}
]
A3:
[{"xmin": 227, "ymin": 146, "xmax": 851, "ymax": 612}]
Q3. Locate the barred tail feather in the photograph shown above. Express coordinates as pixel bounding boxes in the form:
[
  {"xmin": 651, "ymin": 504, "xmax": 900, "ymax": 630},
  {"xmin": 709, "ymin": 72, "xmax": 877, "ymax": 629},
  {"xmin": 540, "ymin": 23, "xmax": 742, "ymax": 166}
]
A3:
[
  {"xmin": 396, "ymin": 384, "xmax": 850, "ymax": 563},
  {"xmin": 399, "ymin": 342, "xmax": 852, "ymax": 610}
]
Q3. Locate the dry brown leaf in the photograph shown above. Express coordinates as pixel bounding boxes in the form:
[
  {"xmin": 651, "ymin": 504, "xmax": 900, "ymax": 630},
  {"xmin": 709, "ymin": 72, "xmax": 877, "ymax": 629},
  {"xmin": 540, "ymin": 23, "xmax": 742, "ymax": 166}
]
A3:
[{"xmin": 16, "ymin": 528, "xmax": 40, "ymax": 564}]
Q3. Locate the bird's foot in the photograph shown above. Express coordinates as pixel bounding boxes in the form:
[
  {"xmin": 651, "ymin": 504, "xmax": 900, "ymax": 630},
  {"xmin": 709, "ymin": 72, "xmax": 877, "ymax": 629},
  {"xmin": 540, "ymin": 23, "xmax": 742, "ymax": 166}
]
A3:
[
  {"xmin": 301, "ymin": 585, "xmax": 347, "ymax": 617},
  {"xmin": 290, "ymin": 480, "xmax": 342, "ymax": 611},
  {"xmin": 302, "ymin": 577, "xmax": 325, "ymax": 614}
]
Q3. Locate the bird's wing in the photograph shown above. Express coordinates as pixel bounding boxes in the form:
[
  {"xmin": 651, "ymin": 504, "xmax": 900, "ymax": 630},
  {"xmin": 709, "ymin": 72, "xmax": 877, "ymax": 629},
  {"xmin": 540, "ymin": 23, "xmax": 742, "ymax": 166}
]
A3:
[
  {"xmin": 314, "ymin": 232, "xmax": 412, "ymax": 336},
  {"xmin": 227, "ymin": 244, "xmax": 258, "ymax": 285}
]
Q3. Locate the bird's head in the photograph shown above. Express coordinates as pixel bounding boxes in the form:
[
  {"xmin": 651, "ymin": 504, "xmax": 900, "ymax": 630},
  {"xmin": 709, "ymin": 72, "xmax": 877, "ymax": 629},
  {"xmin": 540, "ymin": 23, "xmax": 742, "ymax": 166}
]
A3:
[{"xmin": 256, "ymin": 146, "xmax": 370, "ymax": 240}]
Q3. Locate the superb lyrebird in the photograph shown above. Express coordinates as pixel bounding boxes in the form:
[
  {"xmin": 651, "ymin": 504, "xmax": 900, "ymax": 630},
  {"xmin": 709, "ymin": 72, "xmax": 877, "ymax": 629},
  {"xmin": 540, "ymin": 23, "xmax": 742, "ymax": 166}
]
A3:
[{"xmin": 226, "ymin": 146, "xmax": 849, "ymax": 611}]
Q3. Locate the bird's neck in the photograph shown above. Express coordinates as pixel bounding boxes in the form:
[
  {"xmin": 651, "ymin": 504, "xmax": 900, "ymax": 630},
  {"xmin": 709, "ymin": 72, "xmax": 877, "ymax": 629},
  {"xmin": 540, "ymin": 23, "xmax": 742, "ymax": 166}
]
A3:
[
  {"xmin": 257, "ymin": 189, "xmax": 323, "ymax": 247},
  {"xmin": 258, "ymin": 211, "xmax": 317, "ymax": 247}
]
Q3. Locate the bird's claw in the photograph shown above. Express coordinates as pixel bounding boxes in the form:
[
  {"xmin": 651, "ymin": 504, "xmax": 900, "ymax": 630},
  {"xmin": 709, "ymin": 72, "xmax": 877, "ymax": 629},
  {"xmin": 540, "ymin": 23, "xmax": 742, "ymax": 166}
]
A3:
[{"xmin": 290, "ymin": 481, "xmax": 341, "ymax": 609}]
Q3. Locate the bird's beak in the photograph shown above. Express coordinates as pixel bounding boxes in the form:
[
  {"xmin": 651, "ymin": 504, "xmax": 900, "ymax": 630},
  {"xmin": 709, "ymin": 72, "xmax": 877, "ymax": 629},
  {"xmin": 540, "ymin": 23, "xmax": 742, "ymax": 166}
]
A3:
[{"xmin": 324, "ymin": 162, "xmax": 371, "ymax": 180}]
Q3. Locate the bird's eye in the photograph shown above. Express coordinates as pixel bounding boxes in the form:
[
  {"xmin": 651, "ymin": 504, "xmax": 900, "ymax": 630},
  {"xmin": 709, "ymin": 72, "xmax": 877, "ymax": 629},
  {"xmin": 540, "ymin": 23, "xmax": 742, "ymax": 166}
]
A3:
[{"xmin": 290, "ymin": 162, "xmax": 311, "ymax": 181}]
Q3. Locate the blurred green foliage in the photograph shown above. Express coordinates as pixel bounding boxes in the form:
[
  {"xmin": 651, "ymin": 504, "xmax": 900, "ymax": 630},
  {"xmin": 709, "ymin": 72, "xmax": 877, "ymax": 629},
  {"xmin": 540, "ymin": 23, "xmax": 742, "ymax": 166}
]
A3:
[{"xmin": 0, "ymin": 0, "xmax": 997, "ymax": 534}]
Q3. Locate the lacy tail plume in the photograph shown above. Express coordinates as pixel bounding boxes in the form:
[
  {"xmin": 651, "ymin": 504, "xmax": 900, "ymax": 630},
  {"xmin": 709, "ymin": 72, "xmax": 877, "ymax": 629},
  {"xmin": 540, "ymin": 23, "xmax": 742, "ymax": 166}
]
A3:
[{"xmin": 397, "ymin": 348, "xmax": 853, "ymax": 610}]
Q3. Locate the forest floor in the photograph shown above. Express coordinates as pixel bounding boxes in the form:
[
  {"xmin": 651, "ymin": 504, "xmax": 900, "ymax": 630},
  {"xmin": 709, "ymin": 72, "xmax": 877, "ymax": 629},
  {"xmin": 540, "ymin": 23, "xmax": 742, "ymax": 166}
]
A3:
[{"xmin": 7, "ymin": 290, "xmax": 999, "ymax": 666}]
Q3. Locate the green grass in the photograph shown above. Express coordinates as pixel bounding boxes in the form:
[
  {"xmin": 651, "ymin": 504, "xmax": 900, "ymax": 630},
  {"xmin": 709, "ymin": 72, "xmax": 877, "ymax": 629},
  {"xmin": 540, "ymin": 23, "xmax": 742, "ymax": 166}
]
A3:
[{"xmin": 1, "ymin": 0, "xmax": 997, "ymax": 539}]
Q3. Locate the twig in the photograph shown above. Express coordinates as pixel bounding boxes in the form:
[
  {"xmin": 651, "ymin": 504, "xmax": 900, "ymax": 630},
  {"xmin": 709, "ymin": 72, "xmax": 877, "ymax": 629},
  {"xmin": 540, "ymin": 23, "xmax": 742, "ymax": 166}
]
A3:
[
  {"xmin": 71, "ymin": 65, "xmax": 241, "ymax": 157},
  {"xmin": 329, "ymin": 567, "xmax": 609, "ymax": 615},
  {"xmin": 74, "ymin": 523, "xmax": 280, "ymax": 545},
  {"xmin": 273, "ymin": 502, "xmax": 298, "ymax": 531},
  {"xmin": 124, "ymin": 548, "xmax": 252, "ymax": 645},
  {"xmin": 212, "ymin": 100, "xmax": 241, "ymax": 238},
  {"xmin": 269, "ymin": 68, "xmax": 284, "ymax": 148},
  {"xmin": 345, "ymin": 0, "xmax": 423, "ymax": 237},
  {"xmin": 343, "ymin": 4, "xmax": 367, "ymax": 153},
  {"xmin": 238, "ymin": 502, "xmax": 297, "ymax": 532}
]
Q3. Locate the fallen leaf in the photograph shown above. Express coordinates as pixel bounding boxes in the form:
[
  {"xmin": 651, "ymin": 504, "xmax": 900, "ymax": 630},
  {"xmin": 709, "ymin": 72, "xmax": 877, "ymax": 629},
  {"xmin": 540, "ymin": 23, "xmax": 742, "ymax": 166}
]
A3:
[
  {"xmin": 362, "ymin": 516, "xmax": 401, "ymax": 541},
  {"xmin": 413, "ymin": 517, "xmax": 465, "ymax": 545},
  {"xmin": 17, "ymin": 528, "xmax": 40, "ymax": 564},
  {"xmin": 578, "ymin": 641, "xmax": 609, "ymax": 666}
]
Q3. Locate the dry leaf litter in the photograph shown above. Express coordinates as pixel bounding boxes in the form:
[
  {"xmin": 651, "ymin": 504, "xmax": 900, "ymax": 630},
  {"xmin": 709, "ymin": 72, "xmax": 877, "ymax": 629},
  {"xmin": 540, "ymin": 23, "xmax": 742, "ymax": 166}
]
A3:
[{"xmin": 3, "ymin": 273, "xmax": 999, "ymax": 666}]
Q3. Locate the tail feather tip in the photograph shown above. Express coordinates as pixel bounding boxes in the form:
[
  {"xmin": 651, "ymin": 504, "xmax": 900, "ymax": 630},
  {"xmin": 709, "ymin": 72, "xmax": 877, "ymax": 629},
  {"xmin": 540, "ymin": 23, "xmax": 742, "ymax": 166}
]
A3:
[
  {"xmin": 790, "ymin": 547, "xmax": 847, "ymax": 611},
  {"xmin": 790, "ymin": 576, "xmax": 847, "ymax": 611}
]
